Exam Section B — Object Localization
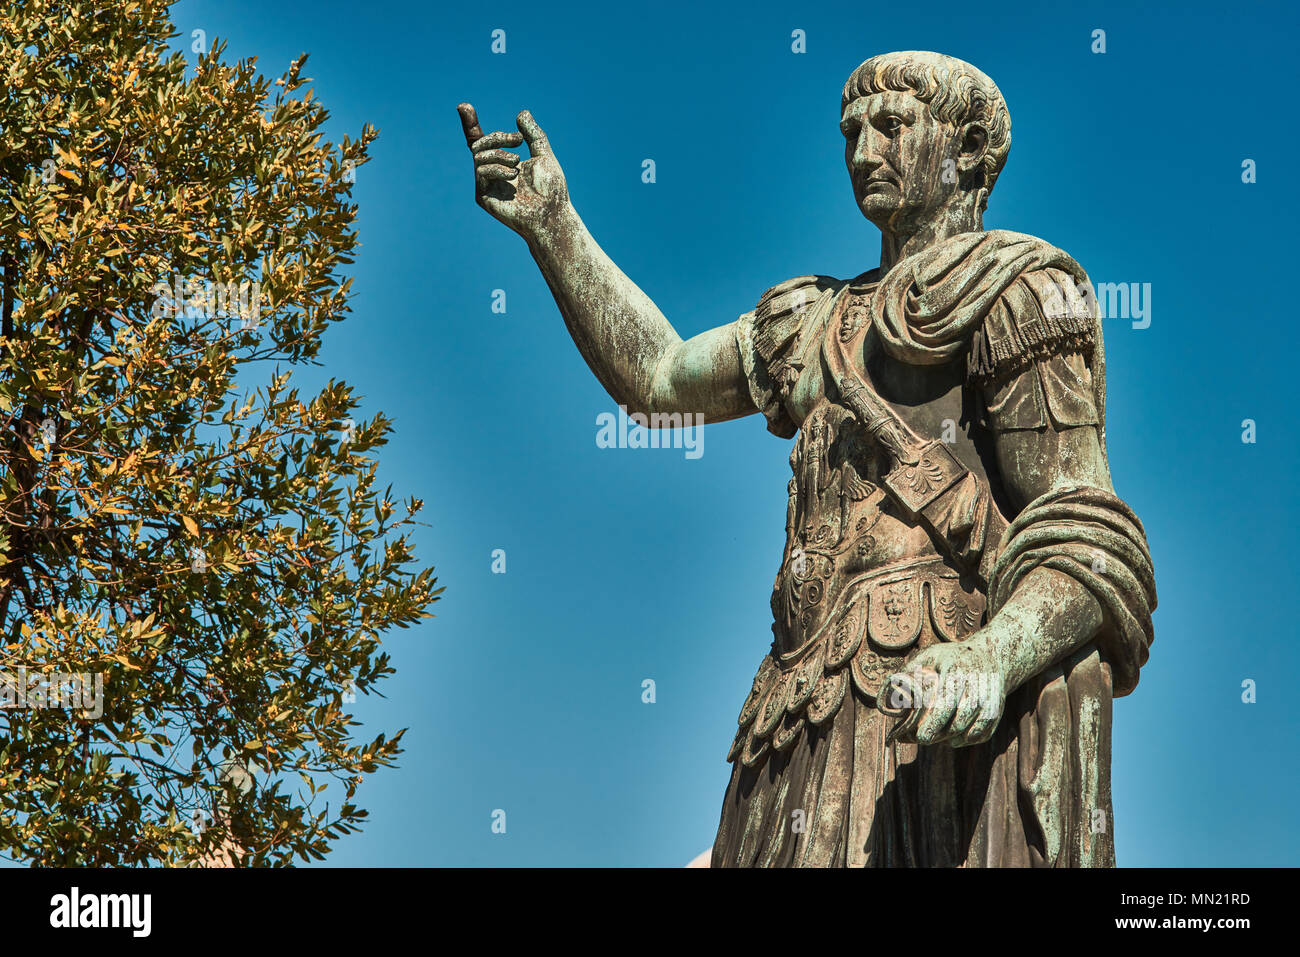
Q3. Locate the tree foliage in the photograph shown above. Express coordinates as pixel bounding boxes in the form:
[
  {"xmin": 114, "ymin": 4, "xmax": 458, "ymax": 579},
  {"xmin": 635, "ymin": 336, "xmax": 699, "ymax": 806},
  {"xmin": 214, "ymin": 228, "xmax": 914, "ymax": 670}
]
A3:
[{"xmin": 0, "ymin": 0, "xmax": 439, "ymax": 864}]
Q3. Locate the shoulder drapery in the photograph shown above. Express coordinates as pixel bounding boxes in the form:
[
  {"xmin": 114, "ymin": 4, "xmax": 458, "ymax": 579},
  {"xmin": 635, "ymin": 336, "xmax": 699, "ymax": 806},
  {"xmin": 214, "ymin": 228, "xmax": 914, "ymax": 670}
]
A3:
[{"xmin": 868, "ymin": 229, "xmax": 1096, "ymax": 380}]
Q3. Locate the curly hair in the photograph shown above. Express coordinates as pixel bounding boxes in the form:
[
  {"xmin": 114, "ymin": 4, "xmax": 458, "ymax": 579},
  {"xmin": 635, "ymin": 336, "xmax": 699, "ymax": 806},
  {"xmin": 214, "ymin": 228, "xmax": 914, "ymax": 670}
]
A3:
[{"xmin": 842, "ymin": 51, "xmax": 1011, "ymax": 208}]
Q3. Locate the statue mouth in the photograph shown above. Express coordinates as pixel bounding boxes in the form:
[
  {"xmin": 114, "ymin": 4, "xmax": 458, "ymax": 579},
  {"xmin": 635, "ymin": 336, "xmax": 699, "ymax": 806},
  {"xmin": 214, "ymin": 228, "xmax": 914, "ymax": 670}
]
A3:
[{"xmin": 861, "ymin": 177, "xmax": 897, "ymax": 194}]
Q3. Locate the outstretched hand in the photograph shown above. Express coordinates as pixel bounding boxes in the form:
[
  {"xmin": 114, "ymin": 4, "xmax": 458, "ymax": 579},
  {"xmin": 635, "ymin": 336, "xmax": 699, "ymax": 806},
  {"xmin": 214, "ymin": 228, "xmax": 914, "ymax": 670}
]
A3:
[{"xmin": 457, "ymin": 103, "xmax": 570, "ymax": 240}]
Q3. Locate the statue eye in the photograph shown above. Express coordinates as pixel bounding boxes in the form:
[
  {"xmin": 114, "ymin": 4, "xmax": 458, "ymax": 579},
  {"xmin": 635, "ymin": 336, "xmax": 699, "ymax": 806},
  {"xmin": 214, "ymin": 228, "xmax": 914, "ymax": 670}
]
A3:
[{"xmin": 883, "ymin": 116, "xmax": 903, "ymax": 136}]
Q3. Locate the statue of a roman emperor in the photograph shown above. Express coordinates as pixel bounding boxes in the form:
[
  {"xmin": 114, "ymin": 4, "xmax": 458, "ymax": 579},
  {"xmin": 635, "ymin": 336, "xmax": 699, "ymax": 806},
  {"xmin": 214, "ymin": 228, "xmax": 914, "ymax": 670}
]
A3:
[{"xmin": 459, "ymin": 50, "xmax": 1156, "ymax": 867}]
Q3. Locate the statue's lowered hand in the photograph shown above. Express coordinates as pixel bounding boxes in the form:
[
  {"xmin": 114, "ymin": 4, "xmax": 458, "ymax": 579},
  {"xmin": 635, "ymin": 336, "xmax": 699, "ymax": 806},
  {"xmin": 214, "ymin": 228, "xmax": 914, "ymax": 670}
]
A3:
[
  {"xmin": 877, "ymin": 637, "xmax": 1008, "ymax": 748},
  {"xmin": 458, "ymin": 103, "xmax": 570, "ymax": 240}
]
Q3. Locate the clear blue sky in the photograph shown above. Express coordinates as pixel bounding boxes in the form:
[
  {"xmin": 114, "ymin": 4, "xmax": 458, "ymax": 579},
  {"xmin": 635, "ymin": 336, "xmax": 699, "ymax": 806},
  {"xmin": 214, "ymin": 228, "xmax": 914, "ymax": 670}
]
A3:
[{"xmin": 172, "ymin": 0, "xmax": 1299, "ymax": 866}]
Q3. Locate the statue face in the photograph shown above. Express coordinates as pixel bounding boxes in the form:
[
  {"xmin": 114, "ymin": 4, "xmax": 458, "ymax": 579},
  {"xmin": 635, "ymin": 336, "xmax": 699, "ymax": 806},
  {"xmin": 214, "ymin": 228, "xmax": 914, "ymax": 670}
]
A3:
[{"xmin": 842, "ymin": 90, "xmax": 963, "ymax": 231}]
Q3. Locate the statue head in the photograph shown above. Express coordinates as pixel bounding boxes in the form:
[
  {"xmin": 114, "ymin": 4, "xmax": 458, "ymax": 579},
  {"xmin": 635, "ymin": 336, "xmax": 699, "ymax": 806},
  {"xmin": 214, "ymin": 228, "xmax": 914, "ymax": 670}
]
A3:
[{"xmin": 840, "ymin": 52, "xmax": 1010, "ymax": 233}]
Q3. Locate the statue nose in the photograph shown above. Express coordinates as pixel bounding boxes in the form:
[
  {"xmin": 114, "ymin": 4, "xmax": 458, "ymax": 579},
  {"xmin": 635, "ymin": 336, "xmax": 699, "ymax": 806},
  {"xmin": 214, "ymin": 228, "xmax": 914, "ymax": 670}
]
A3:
[
  {"xmin": 851, "ymin": 139, "xmax": 885, "ymax": 173},
  {"xmin": 853, "ymin": 154, "xmax": 885, "ymax": 178}
]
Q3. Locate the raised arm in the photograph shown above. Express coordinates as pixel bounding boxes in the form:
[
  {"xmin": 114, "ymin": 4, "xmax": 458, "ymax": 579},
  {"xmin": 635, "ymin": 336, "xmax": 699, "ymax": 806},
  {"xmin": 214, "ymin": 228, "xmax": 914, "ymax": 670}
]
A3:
[{"xmin": 458, "ymin": 104, "xmax": 755, "ymax": 423}]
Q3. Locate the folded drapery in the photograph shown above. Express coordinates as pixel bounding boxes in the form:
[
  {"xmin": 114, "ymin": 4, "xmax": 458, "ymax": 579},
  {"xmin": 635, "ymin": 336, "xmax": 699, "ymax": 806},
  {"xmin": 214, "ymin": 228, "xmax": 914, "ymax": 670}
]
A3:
[
  {"xmin": 989, "ymin": 485, "xmax": 1157, "ymax": 697},
  {"xmin": 869, "ymin": 229, "xmax": 1096, "ymax": 377}
]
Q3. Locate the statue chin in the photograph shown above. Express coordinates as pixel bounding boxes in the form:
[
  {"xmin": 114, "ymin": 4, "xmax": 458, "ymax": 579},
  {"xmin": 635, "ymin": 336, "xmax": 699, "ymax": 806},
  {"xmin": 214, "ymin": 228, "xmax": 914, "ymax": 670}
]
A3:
[
  {"xmin": 860, "ymin": 194, "xmax": 955, "ymax": 236},
  {"xmin": 857, "ymin": 192, "xmax": 901, "ymax": 229}
]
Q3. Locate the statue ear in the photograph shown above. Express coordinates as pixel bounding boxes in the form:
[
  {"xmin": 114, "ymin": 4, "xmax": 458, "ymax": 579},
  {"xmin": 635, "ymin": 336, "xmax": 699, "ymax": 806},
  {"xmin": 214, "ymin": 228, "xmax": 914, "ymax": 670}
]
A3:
[{"xmin": 957, "ymin": 123, "xmax": 989, "ymax": 173}]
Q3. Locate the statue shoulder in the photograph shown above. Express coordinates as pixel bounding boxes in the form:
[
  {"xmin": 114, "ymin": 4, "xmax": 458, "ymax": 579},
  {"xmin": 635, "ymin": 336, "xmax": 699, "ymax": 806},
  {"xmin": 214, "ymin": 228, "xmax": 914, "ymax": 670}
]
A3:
[
  {"xmin": 755, "ymin": 273, "xmax": 841, "ymax": 315},
  {"xmin": 750, "ymin": 274, "xmax": 842, "ymax": 366},
  {"xmin": 736, "ymin": 274, "xmax": 843, "ymax": 439},
  {"xmin": 964, "ymin": 236, "xmax": 1100, "ymax": 388},
  {"xmin": 974, "ymin": 230, "xmax": 1097, "ymax": 314},
  {"xmin": 974, "ymin": 251, "xmax": 1103, "ymax": 433},
  {"xmin": 752, "ymin": 274, "xmax": 840, "ymax": 349}
]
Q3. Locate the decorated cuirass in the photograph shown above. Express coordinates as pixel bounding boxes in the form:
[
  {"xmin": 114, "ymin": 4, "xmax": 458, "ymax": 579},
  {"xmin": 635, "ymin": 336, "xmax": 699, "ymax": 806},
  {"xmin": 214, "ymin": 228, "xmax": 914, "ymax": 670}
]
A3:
[{"xmin": 729, "ymin": 275, "xmax": 999, "ymax": 767}]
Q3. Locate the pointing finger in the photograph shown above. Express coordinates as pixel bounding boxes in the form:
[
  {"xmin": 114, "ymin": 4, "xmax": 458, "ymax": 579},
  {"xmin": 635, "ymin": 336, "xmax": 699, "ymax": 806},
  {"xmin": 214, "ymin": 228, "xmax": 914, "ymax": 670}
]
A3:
[
  {"xmin": 516, "ymin": 110, "xmax": 550, "ymax": 155},
  {"xmin": 471, "ymin": 130, "xmax": 524, "ymax": 152},
  {"xmin": 457, "ymin": 102, "xmax": 484, "ymax": 148}
]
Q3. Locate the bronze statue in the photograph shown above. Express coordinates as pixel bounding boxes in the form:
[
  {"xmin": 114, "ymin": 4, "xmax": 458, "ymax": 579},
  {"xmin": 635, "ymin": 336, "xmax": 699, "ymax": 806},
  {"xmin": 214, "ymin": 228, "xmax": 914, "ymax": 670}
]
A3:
[{"xmin": 458, "ymin": 50, "xmax": 1156, "ymax": 867}]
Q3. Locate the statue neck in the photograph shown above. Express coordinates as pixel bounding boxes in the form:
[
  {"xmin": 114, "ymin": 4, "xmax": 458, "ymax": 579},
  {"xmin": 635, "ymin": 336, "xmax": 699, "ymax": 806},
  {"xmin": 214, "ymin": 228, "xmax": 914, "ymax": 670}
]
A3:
[{"xmin": 878, "ymin": 196, "xmax": 984, "ymax": 274}]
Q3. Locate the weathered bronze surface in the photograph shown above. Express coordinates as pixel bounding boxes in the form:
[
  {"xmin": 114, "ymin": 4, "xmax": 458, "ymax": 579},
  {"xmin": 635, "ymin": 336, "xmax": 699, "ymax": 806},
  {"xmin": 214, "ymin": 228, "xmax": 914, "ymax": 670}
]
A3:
[{"xmin": 459, "ymin": 50, "xmax": 1156, "ymax": 867}]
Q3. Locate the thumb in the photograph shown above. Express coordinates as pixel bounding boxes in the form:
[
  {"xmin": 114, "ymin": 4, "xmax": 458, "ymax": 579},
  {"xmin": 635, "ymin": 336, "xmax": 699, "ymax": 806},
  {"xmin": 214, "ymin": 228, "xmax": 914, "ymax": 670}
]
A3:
[{"xmin": 516, "ymin": 110, "xmax": 551, "ymax": 155}]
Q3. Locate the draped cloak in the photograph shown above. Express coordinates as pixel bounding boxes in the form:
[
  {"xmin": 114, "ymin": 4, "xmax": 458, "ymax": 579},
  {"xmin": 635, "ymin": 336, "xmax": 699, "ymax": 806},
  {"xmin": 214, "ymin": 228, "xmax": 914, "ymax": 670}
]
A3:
[{"xmin": 712, "ymin": 230, "xmax": 1157, "ymax": 867}]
